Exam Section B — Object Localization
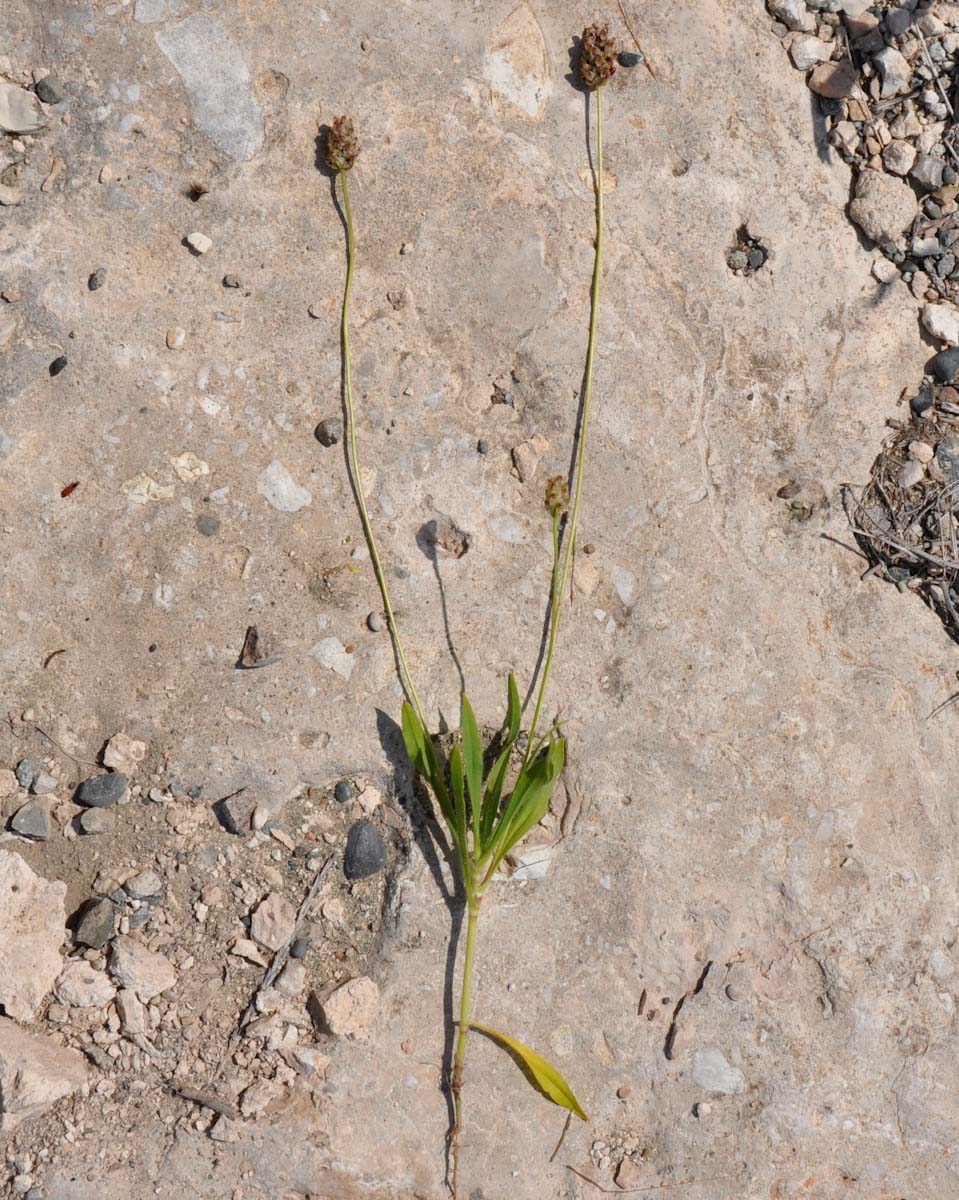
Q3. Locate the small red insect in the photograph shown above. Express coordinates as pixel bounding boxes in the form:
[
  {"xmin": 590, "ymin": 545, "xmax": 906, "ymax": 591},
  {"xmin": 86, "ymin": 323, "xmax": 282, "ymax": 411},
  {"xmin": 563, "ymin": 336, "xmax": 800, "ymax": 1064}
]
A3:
[{"xmin": 61, "ymin": 481, "xmax": 80, "ymax": 497}]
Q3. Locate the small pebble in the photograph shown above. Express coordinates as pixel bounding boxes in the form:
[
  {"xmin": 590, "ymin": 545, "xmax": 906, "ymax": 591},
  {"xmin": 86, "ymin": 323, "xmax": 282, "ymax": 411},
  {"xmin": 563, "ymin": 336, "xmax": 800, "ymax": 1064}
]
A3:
[
  {"xmin": 477, "ymin": 438, "xmax": 490, "ymax": 455},
  {"xmin": 76, "ymin": 772, "xmax": 128, "ymax": 808},
  {"xmin": 166, "ymin": 327, "xmax": 186, "ymax": 350},
  {"xmin": 360, "ymin": 37, "xmax": 371, "ymax": 51},
  {"xmin": 746, "ymin": 246, "xmax": 766, "ymax": 270},
  {"xmin": 10, "ymin": 799, "xmax": 51, "ymax": 841},
  {"xmin": 909, "ymin": 440, "xmax": 935, "ymax": 464},
  {"xmin": 334, "ymin": 780, "xmax": 354, "ymax": 804},
  {"xmin": 88, "ymin": 267, "xmax": 107, "ymax": 291},
  {"xmin": 223, "ymin": 274, "xmax": 241, "ymax": 288},
  {"xmin": 79, "ymin": 807, "xmax": 115, "ymax": 835},
  {"xmin": 900, "ymin": 460, "xmax": 925, "ymax": 489},
  {"xmin": 343, "ymin": 819, "xmax": 388, "ymax": 880},
  {"xmin": 314, "ymin": 417, "xmax": 343, "ymax": 447},
  {"xmin": 49, "ymin": 354, "xmax": 68, "ymax": 376},
  {"xmin": 616, "ymin": 1084, "xmax": 632, "ymax": 1099},
  {"xmin": 366, "ymin": 611, "xmax": 384, "ymax": 632},
  {"xmin": 31, "ymin": 770, "xmax": 56, "ymax": 795},
  {"xmin": 400, "ymin": 242, "xmax": 413, "ymax": 255},
  {"xmin": 35, "ymin": 75, "xmax": 65, "ymax": 104},
  {"xmin": 727, "ymin": 249, "xmax": 748, "ymax": 272},
  {"xmin": 195, "ymin": 513, "xmax": 220, "ymax": 536},
  {"xmin": 618, "ymin": 50, "xmax": 644, "ymax": 68},
  {"xmin": 290, "ymin": 936, "xmax": 310, "ymax": 959},
  {"xmin": 186, "ymin": 231, "xmax": 212, "ymax": 255},
  {"xmin": 15, "ymin": 758, "xmax": 35, "ymax": 788}
]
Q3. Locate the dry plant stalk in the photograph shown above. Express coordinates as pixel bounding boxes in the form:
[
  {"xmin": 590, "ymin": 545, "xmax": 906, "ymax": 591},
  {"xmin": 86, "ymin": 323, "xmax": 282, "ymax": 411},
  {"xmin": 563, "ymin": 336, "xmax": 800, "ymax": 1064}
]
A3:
[{"xmin": 325, "ymin": 21, "xmax": 615, "ymax": 1196}]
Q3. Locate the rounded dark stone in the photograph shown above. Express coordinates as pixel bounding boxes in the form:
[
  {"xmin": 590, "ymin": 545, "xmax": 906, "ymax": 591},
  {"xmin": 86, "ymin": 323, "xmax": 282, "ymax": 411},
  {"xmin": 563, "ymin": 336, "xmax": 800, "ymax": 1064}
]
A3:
[
  {"xmin": 76, "ymin": 772, "xmax": 128, "ymax": 808},
  {"xmin": 88, "ymin": 267, "xmax": 107, "ymax": 291},
  {"xmin": 290, "ymin": 936, "xmax": 310, "ymax": 959},
  {"xmin": 314, "ymin": 418, "xmax": 343, "ymax": 447},
  {"xmin": 49, "ymin": 355, "xmax": 68, "ymax": 377},
  {"xmin": 746, "ymin": 247, "xmax": 766, "ymax": 270},
  {"xmin": 344, "ymin": 819, "xmax": 387, "ymax": 880},
  {"xmin": 618, "ymin": 50, "xmax": 644, "ymax": 68},
  {"xmin": 928, "ymin": 348, "xmax": 959, "ymax": 384},
  {"xmin": 476, "ymin": 438, "xmax": 490, "ymax": 455},
  {"xmin": 334, "ymin": 779, "xmax": 354, "ymax": 804},
  {"xmin": 223, "ymin": 274, "xmax": 241, "ymax": 288},
  {"xmin": 195, "ymin": 513, "xmax": 220, "ymax": 536},
  {"xmin": 15, "ymin": 758, "xmax": 34, "ymax": 788},
  {"xmin": 727, "ymin": 249, "xmax": 748, "ymax": 272},
  {"xmin": 35, "ymin": 75, "xmax": 65, "ymax": 104}
]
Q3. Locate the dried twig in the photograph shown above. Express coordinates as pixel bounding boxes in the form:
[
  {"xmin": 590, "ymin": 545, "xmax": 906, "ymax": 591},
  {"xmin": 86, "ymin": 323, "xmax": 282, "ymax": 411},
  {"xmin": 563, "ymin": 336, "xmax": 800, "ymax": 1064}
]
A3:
[
  {"xmin": 566, "ymin": 1165, "xmax": 691, "ymax": 1193},
  {"xmin": 616, "ymin": 0, "xmax": 657, "ymax": 79}
]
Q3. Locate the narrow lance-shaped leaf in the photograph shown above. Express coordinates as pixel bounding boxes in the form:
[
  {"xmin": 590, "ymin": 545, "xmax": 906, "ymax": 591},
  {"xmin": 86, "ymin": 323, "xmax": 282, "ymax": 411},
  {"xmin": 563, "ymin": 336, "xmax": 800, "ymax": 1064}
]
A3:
[
  {"xmin": 401, "ymin": 701, "xmax": 455, "ymax": 828},
  {"xmin": 449, "ymin": 741, "xmax": 468, "ymax": 849},
  {"xmin": 506, "ymin": 672, "xmax": 521, "ymax": 741},
  {"xmin": 470, "ymin": 1022, "xmax": 588, "ymax": 1120},
  {"xmin": 480, "ymin": 739, "xmax": 514, "ymax": 846},
  {"xmin": 460, "ymin": 693, "xmax": 484, "ymax": 850}
]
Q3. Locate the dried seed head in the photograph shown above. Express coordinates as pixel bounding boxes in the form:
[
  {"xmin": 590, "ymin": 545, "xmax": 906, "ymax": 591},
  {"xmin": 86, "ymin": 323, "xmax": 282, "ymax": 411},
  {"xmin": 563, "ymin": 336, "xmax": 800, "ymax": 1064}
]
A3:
[
  {"xmin": 326, "ymin": 115, "xmax": 359, "ymax": 172},
  {"xmin": 545, "ymin": 476, "xmax": 570, "ymax": 516},
  {"xmin": 580, "ymin": 22, "xmax": 617, "ymax": 89}
]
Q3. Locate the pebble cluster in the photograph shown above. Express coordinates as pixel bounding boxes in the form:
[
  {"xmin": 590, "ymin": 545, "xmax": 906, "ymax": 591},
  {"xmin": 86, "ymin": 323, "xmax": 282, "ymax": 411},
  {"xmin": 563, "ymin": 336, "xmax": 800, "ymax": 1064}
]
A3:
[{"xmin": 770, "ymin": 0, "xmax": 959, "ymax": 306}]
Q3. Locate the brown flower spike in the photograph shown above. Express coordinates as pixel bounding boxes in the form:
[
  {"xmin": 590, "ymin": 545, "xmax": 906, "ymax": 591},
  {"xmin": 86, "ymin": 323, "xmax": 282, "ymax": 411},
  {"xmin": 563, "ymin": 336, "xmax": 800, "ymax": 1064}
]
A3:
[
  {"xmin": 545, "ymin": 475, "xmax": 570, "ymax": 516},
  {"xmin": 326, "ymin": 115, "xmax": 359, "ymax": 172},
  {"xmin": 580, "ymin": 21, "xmax": 617, "ymax": 89}
]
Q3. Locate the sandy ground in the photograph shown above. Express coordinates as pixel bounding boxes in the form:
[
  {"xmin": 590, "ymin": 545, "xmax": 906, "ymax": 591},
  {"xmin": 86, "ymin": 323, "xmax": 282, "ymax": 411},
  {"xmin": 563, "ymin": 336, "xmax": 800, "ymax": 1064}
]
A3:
[{"xmin": 2, "ymin": 1, "xmax": 959, "ymax": 1198}]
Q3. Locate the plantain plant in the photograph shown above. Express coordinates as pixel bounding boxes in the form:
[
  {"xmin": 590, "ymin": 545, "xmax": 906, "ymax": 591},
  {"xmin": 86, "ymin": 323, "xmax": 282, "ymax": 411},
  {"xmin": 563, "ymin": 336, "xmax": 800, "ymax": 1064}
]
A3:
[{"xmin": 325, "ymin": 20, "xmax": 617, "ymax": 1197}]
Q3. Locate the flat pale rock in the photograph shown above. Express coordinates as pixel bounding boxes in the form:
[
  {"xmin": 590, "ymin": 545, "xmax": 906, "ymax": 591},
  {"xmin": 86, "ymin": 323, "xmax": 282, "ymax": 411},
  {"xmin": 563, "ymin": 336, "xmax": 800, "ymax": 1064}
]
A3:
[
  {"xmin": 317, "ymin": 975, "xmax": 379, "ymax": 1040},
  {"xmin": 156, "ymin": 13, "xmax": 263, "ymax": 161},
  {"xmin": 0, "ymin": 1017, "xmax": 86, "ymax": 1131},
  {"xmin": 691, "ymin": 1047, "xmax": 744, "ymax": 1095},
  {"xmin": 102, "ymin": 731, "xmax": 147, "ymax": 774},
  {"xmin": 250, "ymin": 891, "xmax": 296, "ymax": 952},
  {"xmin": 55, "ymin": 959, "xmax": 116, "ymax": 1008},
  {"xmin": 258, "ymin": 460, "xmax": 312, "ymax": 512},
  {"xmin": 848, "ymin": 169, "xmax": 918, "ymax": 244},
  {"xmin": 0, "ymin": 851, "xmax": 66, "ymax": 1020},
  {"xmin": 0, "ymin": 82, "xmax": 45, "ymax": 133},
  {"xmin": 110, "ymin": 938, "xmax": 176, "ymax": 999},
  {"xmin": 484, "ymin": 2, "xmax": 553, "ymax": 121}
]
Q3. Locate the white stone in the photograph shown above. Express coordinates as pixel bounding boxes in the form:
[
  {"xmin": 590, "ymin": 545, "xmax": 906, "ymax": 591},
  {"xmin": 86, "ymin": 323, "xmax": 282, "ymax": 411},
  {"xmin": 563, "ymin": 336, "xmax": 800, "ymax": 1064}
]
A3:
[
  {"xmin": 0, "ymin": 1017, "xmax": 86, "ymax": 1131},
  {"xmin": 849, "ymin": 169, "xmax": 918, "ymax": 244},
  {"xmin": 109, "ymin": 939, "xmax": 176, "ymax": 1000},
  {"xmin": 789, "ymin": 34, "xmax": 832, "ymax": 71},
  {"xmin": 230, "ymin": 937, "xmax": 268, "ymax": 967},
  {"xmin": 882, "ymin": 139, "xmax": 916, "ymax": 177},
  {"xmin": 874, "ymin": 46, "xmax": 911, "ymax": 99},
  {"xmin": 0, "ymin": 82, "xmax": 45, "ymax": 134},
  {"xmin": 134, "ymin": 0, "xmax": 164, "ymax": 21},
  {"xmin": 923, "ymin": 302, "xmax": 959, "ymax": 345},
  {"xmin": 116, "ymin": 988, "xmax": 146, "ymax": 1035},
  {"xmin": 899, "ymin": 460, "xmax": 925, "ymax": 489},
  {"xmin": 239, "ymin": 1078, "xmax": 281, "ymax": 1116},
  {"xmin": 691, "ymin": 1047, "xmax": 744, "ymax": 1095},
  {"xmin": 55, "ymin": 960, "xmax": 116, "ymax": 1009},
  {"xmin": 768, "ymin": 0, "xmax": 814, "ymax": 32},
  {"xmin": 509, "ymin": 843, "xmax": 552, "ymax": 881},
  {"xmin": 0, "ymin": 851, "xmax": 66, "ymax": 1021},
  {"xmin": 276, "ymin": 959, "xmax": 307, "ymax": 996},
  {"xmin": 257, "ymin": 460, "xmax": 312, "ymax": 512},
  {"xmin": 318, "ymin": 976, "xmax": 379, "ymax": 1040},
  {"xmin": 250, "ymin": 892, "xmax": 296, "ymax": 952},
  {"xmin": 310, "ymin": 636, "xmax": 354, "ymax": 680},
  {"xmin": 186, "ymin": 231, "xmax": 213, "ymax": 254},
  {"xmin": 103, "ymin": 732, "xmax": 147, "ymax": 774},
  {"xmin": 612, "ymin": 565, "xmax": 636, "ymax": 606}
]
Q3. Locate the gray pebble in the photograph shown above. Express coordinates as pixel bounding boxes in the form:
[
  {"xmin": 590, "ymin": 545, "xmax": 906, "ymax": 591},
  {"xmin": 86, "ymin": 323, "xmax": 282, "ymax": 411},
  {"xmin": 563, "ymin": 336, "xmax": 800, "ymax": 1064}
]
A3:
[
  {"xmin": 124, "ymin": 869, "xmax": 162, "ymax": 898},
  {"xmin": 477, "ymin": 439, "xmax": 490, "ymax": 455},
  {"xmin": 344, "ymin": 819, "xmax": 388, "ymax": 880},
  {"xmin": 10, "ymin": 799, "xmax": 51, "ymax": 841},
  {"xmin": 215, "ymin": 787, "xmax": 256, "ymax": 835},
  {"xmin": 15, "ymin": 758, "xmax": 35, "ymax": 788},
  {"xmin": 366, "ymin": 611, "xmax": 384, "ymax": 632},
  {"xmin": 618, "ymin": 50, "xmax": 644, "ymax": 68},
  {"xmin": 88, "ymin": 267, "xmax": 107, "ymax": 291},
  {"xmin": 223, "ymin": 274, "xmax": 241, "ymax": 288},
  {"xmin": 195, "ymin": 513, "xmax": 220, "ymax": 536},
  {"xmin": 334, "ymin": 779, "xmax": 354, "ymax": 804},
  {"xmin": 49, "ymin": 355, "xmax": 68, "ymax": 377},
  {"xmin": 35, "ymin": 75, "xmax": 65, "ymax": 105},
  {"xmin": 75, "ymin": 897, "xmax": 116, "ymax": 948},
  {"xmin": 727, "ymin": 249, "xmax": 748, "ymax": 272},
  {"xmin": 746, "ymin": 246, "xmax": 766, "ymax": 270},
  {"xmin": 30, "ymin": 771, "xmax": 56, "ymax": 795},
  {"xmin": 76, "ymin": 772, "xmax": 128, "ymax": 808},
  {"xmin": 290, "ymin": 936, "xmax": 309, "ymax": 959},
  {"xmin": 128, "ymin": 906, "xmax": 154, "ymax": 929},
  {"xmin": 928, "ymin": 347, "xmax": 959, "ymax": 383},
  {"xmin": 79, "ymin": 807, "xmax": 115, "ymax": 835},
  {"xmin": 314, "ymin": 417, "xmax": 343, "ymax": 447}
]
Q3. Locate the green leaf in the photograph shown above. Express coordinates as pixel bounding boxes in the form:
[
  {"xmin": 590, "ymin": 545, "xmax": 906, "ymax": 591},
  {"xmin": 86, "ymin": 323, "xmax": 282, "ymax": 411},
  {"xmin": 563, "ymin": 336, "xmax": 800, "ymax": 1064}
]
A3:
[
  {"xmin": 460, "ymin": 693, "xmax": 483, "ymax": 847},
  {"xmin": 400, "ymin": 702, "xmax": 455, "ymax": 830},
  {"xmin": 470, "ymin": 1022, "xmax": 587, "ymax": 1120},
  {"xmin": 449, "ymin": 742, "xmax": 468, "ymax": 846},
  {"xmin": 480, "ymin": 739, "xmax": 514, "ymax": 845},
  {"xmin": 482, "ymin": 735, "xmax": 565, "ymax": 878},
  {"xmin": 506, "ymin": 673, "xmax": 521, "ymax": 741}
]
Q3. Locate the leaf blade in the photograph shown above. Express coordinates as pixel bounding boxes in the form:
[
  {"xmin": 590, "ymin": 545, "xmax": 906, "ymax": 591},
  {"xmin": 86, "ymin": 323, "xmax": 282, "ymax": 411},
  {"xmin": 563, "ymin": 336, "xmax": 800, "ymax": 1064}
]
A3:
[
  {"xmin": 506, "ymin": 672, "xmax": 521, "ymax": 741},
  {"xmin": 470, "ymin": 1021, "xmax": 588, "ymax": 1120},
  {"xmin": 461, "ymin": 693, "xmax": 484, "ymax": 849}
]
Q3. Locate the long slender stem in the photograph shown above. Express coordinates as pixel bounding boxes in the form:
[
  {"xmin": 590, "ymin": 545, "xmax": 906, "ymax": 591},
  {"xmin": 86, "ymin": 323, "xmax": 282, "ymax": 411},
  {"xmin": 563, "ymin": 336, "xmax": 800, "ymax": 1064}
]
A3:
[
  {"xmin": 450, "ymin": 901, "xmax": 480, "ymax": 1199},
  {"xmin": 524, "ymin": 88, "xmax": 604, "ymax": 756},
  {"xmin": 338, "ymin": 168, "xmax": 428, "ymax": 726}
]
